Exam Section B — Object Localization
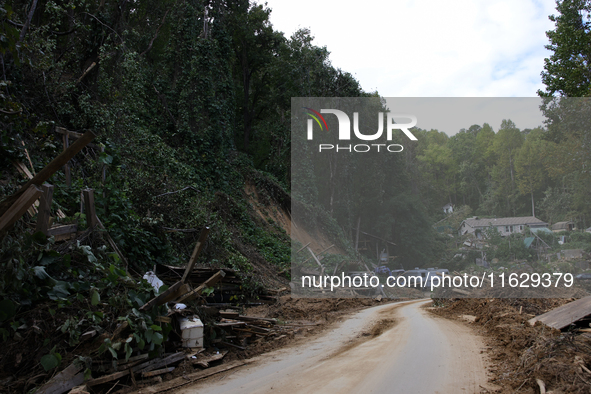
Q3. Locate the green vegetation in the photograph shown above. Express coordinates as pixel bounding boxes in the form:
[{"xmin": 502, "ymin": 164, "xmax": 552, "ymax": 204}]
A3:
[
  {"xmin": 0, "ymin": 0, "xmax": 590, "ymax": 385},
  {"xmin": 0, "ymin": 0, "xmax": 369, "ymax": 381}
]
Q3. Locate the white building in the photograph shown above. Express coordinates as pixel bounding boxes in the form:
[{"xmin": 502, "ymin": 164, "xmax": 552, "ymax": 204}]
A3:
[
  {"xmin": 458, "ymin": 216, "xmax": 548, "ymax": 237},
  {"xmin": 443, "ymin": 203, "xmax": 453, "ymax": 214}
]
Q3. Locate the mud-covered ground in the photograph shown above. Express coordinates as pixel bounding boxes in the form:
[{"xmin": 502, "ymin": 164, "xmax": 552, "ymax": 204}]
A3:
[{"xmin": 430, "ymin": 297, "xmax": 591, "ymax": 394}]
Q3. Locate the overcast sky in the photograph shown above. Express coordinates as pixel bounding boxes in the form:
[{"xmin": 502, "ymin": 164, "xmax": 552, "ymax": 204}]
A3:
[{"xmin": 263, "ymin": 0, "xmax": 557, "ymax": 98}]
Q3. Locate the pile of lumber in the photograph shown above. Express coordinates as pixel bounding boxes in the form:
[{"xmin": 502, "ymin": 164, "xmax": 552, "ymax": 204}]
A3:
[
  {"xmin": 35, "ymin": 349, "xmax": 239, "ymax": 394},
  {"xmin": 155, "ymin": 264, "xmax": 245, "ymax": 303},
  {"xmin": 213, "ymin": 312, "xmax": 302, "ymax": 350}
]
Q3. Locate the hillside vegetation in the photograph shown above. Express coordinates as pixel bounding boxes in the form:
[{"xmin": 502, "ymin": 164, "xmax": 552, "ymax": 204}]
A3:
[{"xmin": 0, "ymin": 0, "xmax": 591, "ymax": 390}]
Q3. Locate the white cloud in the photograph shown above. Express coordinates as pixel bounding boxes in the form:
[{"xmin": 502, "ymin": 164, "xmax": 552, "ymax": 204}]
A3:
[{"xmin": 262, "ymin": 0, "xmax": 558, "ymax": 97}]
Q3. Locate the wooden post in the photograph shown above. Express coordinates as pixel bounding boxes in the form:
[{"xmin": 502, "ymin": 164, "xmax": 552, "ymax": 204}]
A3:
[
  {"xmin": 83, "ymin": 189, "xmax": 98, "ymax": 229},
  {"xmin": 0, "ymin": 184, "xmax": 43, "ymax": 234},
  {"xmin": 306, "ymin": 247, "xmax": 324, "ymax": 270},
  {"xmin": 181, "ymin": 227, "xmax": 210, "ymax": 283},
  {"xmin": 0, "ymin": 130, "xmax": 96, "ymax": 218},
  {"xmin": 35, "ymin": 184, "xmax": 54, "ymax": 235},
  {"xmin": 63, "ymin": 132, "xmax": 71, "ymax": 187}
]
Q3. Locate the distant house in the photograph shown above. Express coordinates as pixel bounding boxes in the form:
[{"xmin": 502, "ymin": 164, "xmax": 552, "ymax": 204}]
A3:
[
  {"xmin": 443, "ymin": 203, "xmax": 453, "ymax": 214},
  {"xmin": 458, "ymin": 216, "xmax": 548, "ymax": 237},
  {"xmin": 551, "ymin": 221, "xmax": 575, "ymax": 232}
]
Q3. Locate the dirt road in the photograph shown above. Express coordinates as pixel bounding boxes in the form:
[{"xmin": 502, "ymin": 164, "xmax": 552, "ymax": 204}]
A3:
[{"xmin": 180, "ymin": 300, "xmax": 491, "ymax": 394}]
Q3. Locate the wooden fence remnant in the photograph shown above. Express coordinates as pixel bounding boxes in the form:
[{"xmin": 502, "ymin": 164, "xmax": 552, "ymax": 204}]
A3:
[
  {"xmin": 181, "ymin": 227, "xmax": 210, "ymax": 283},
  {"xmin": 0, "ymin": 130, "xmax": 96, "ymax": 218},
  {"xmin": 0, "ymin": 184, "xmax": 43, "ymax": 235}
]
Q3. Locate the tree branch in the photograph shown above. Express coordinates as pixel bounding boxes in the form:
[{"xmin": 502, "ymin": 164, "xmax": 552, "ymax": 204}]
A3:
[
  {"xmin": 17, "ymin": 0, "xmax": 39, "ymax": 47},
  {"xmin": 152, "ymin": 186, "xmax": 199, "ymax": 198},
  {"xmin": 140, "ymin": 10, "xmax": 169, "ymax": 56}
]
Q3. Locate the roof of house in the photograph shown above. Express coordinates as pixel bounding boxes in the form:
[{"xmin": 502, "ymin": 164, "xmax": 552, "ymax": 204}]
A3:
[
  {"xmin": 551, "ymin": 221, "xmax": 574, "ymax": 230},
  {"xmin": 462, "ymin": 216, "xmax": 547, "ymax": 228}
]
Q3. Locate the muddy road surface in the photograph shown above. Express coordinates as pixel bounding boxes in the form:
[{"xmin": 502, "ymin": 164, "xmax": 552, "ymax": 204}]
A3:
[{"xmin": 179, "ymin": 299, "xmax": 491, "ymax": 394}]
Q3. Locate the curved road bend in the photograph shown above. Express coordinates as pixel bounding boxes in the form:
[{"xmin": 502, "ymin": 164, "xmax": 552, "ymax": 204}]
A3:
[{"xmin": 180, "ymin": 299, "xmax": 490, "ymax": 394}]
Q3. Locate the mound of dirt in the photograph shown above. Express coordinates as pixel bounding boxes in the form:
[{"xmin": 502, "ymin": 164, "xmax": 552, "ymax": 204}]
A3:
[{"xmin": 431, "ymin": 298, "xmax": 591, "ymax": 393}]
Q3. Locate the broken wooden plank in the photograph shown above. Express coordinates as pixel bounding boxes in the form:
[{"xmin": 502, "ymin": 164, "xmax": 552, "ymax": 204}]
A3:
[
  {"xmin": 306, "ymin": 247, "xmax": 323, "ymax": 269},
  {"xmin": 12, "ymin": 160, "xmax": 66, "ymax": 219},
  {"xmin": 141, "ymin": 367, "xmax": 174, "ymax": 378},
  {"xmin": 120, "ymin": 353, "xmax": 150, "ymax": 364},
  {"xmin": 131, "ymin": 360, "xmax": 247, "ymax": 394},
  {"xmin": 296, "ymin": 242, "xmax": 311, "ymax": 253},
  {"xmin": 11, "ymin": 160, "xmax": 38, "ymax": 216},
  {"xmin": 177, "ymin": 270, "xmax": 226, "ymax": 303},
  {"xmin": 55, "ymin": 127, "xmax": 99, "ymax": 149},
  {"xmin": 0, "ymin": 130, "xmax": 96, "ymax": 218},
  {"xmin": 181, "ymin": 227, "xmax": 210, "ymax": 283},
  {"xmin": 0, "ymin": 184, "xmax": 43, "ymax": 234},
  {"xmin": 47, "ymin": 224, "xmax": 78, "ymax": 236},
  {"xmin": 133, "ymin": 352, "xmax": 185, "ymax": 374},
  {"xmin": 529, "ymin": 296, "xmax": 591, "ymax": 330},
  {"xmin": 237, "ymin": 316, "xmax": 277, "ymax": 324},
  {"xmin": 35, "ymin": 184, "xmax": 54, "ymax": 235},
  {"xmin": 12, "ymin": 159, "xmax": 34, "ymax": 179},
  {"xmin": 301, "ymin": 244, "xmax": 334, "ymax": 264},
  {"xmin": 219, "ymin": 311, "xmax": 240, "ymax": 319},
  {"xmin": 215, "ymin": 321, "xmax": 246, "ymax": 327},
  {"xmin": 35, "ymin": 363, "xmax": 84, "ymax": 394},
  {"xmin": 160, "ymin": 283, "xmax": 191, "ymax": 305},
  {"xmin": 140, "ymin": 281, "xmax": 183, "ymax": 311},
  {"xmin": 86, "ymin": 370, "xmax": 129, "ymax": 387}
]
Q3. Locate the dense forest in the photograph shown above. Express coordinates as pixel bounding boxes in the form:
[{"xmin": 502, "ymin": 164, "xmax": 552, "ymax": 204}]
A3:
[
  {"xmin": 0, "ymin": 0, "xmax": 366, "ymax": 273},
  {"xmin": 0, "ymin": 0, "xmax": 589, "ymax": 277},
  {"xmin": 0, "ymin": 0, "xmax": 590, "ymax": 387}
]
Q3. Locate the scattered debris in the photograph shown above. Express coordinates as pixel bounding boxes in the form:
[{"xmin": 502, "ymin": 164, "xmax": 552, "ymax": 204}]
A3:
[
  {"xmin": 130, "ymin": 360, "xmax": 248, "ymax": 394},
  {"xmin": 35, "ymin": 363, "xmax": 84, "ymax": 394}
]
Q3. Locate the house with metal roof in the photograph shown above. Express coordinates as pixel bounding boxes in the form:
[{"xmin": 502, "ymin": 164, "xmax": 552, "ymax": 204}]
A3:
[{"xmin": 458, "ymin": 216, "xmax": 548, "ymax": 237}]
